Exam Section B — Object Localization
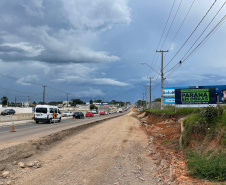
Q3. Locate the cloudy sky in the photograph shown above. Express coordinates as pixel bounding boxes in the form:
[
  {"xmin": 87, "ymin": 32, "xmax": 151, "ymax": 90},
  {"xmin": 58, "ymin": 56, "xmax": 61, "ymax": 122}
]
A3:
[{"xmin": 0, "ymin": 0, "xmax": 225, "ymax": 104}]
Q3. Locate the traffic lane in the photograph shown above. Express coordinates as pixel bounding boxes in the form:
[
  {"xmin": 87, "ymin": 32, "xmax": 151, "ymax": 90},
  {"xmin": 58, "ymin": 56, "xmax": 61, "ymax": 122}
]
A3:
[
  {"xmin": 0, "ymin": 113, "xmax": 109, "ymax": 131},
  {"xmin": 0, "ymin": 113, "xmax": 125, "ymax": 144}
]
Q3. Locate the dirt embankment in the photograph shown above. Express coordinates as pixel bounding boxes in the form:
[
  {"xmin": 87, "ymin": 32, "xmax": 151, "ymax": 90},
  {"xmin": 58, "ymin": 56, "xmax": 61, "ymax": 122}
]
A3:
[{"xmin": 136, "ymin": 110, "xmax": 222, "ymax": 185}]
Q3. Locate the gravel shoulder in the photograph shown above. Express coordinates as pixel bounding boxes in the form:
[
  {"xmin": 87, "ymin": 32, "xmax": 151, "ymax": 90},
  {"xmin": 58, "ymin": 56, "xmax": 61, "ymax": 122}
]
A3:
[{"xmin": 7, "ymin": 113, "xmax": 159, "ymax": 185}]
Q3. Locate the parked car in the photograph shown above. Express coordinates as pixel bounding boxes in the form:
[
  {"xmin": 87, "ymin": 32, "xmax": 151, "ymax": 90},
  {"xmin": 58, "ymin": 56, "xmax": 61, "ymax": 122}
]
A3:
[
  {"xmin": 62, "ymin": 111, "xmax": 73, "ymax": 117},
  {"xmin": 1, "ymin": 109, "xmax": 16, "ymax": 115},
  {"xmin": 85, "ymin": 112, "xmax": 94, "ymax": 117},
  {"xmin": 73, "ymin": 112, "xmax": 84, "ymax": 119},
  {"xmin": 99, "ymin": 111, "xmax": 105, "ymax": 115},
  {"xmin": 91, "ymin": 109, "xmax": 98, "ymax": 114}
]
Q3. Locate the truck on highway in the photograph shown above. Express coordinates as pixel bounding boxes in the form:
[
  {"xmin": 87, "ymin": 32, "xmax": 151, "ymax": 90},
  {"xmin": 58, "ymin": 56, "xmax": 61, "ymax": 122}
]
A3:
[
  {"xmin": 34, "ymin": 105, "xmax": 61, "ymax": 123},
  {"xmin": 118, "ymin": 108, "xmax": 123, "ymax": 113}
]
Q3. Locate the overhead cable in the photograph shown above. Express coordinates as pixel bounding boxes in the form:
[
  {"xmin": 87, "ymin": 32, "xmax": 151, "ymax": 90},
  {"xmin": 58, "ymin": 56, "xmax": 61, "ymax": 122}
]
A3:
[{"xmin": 164, "ymin": 0, "xmax": 217, "ymax": 69}]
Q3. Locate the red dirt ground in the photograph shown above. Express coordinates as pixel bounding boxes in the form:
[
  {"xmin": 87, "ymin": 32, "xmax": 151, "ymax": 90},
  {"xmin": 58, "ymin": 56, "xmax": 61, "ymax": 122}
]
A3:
[{"xmin": 137, "ymin": 111, "xmax": 222, "ymax": 185}]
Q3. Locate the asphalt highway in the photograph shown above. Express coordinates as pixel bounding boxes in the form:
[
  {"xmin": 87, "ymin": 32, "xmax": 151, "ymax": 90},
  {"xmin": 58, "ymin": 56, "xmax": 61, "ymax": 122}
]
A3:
[{"xmin": 0, "ymin": 112, "xmax": 127, "ymax": 144}]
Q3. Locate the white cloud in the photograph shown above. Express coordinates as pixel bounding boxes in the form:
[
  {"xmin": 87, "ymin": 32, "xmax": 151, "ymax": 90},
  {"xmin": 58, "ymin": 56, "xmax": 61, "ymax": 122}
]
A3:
[
  {"xmin": 16, "ymin": 75, "xmax": 39, "ymax": 86},
  {"xmin": 61, "ymin": 0, "xmax": 131, "ymax": 32},
  {"xmin": 76, "ymin": 88, "xmax": 105, "ymax": 97},
  {"xmin": 92, "ymin": 78, "xmax": 130, "ymax": 86},
  {"xmin": 1, "ymin": 42, "xmax": 45, "ymax": 57}
]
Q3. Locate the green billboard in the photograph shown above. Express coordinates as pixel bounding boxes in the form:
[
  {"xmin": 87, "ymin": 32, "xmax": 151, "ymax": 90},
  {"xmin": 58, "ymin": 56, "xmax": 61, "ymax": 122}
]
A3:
[{"xmin": 175, "ymin": 88, "xmax": 216, "ymax": 104}]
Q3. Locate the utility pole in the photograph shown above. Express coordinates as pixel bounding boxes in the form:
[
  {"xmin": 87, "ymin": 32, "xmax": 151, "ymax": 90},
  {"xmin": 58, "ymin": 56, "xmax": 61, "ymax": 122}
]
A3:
[
  {"xmin": 66, "ymin": 93, "xmax": 70, "ymax": 108},
  {"xmin": 142, "ymin": 93, "xmax": 145, "ymax": 108},
  {"xmin": 147, "ymin": 77, "xmax": 153, "ymax": 109},
  {"xmin": 144, "ymin": 86, "xmax": 148, "ymax": 109},
  {"xmin": 15, "ymin": 96, "xmax": 16, "ymax": 107},
  {"xmin": 156, "ymin": 50, "xmax": 168, "ymax": 110},
  {"xmin": 43, "ymin": 85, "xmax": 47, "ymax": 104}
]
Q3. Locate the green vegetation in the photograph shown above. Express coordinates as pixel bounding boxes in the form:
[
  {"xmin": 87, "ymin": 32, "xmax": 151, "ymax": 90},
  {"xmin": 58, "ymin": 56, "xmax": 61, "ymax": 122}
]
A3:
[
  {"xmin": 145, "ymin": 106, "xmax": 201, "ymax": 115},
  {"xmin": 186, "ymin": 150, "xmax": 226, "ymax": 181},
  {"xmin": 182, "ymin": 106, "xmax": 225, "ymax": 148},
  {"xmin": 145, "ymin": 105, "xmax": 226, "ymax": 182}
]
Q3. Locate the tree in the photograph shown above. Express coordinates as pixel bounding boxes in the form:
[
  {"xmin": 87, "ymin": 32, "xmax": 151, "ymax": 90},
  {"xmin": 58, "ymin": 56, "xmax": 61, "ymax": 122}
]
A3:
[
  {"xmin": 154, "ymin": 98, "xmax": 161, "ymax": 102},
  {"xmin": 89, "ymin": 104, "xmax": 98, "ymax": 110},
  {"xmin": 72, "ymin": 99, "xmax": 85, "ymax": 105},
  {"xmin": 90, "ymin": 104, "xmax": 95, "ymax": 110},
  {"xmin": 33, "ymin": 101, "xmax": 37, "ymax": 104},
  {"xmin": 1, "ymin": 96, "xmax": 8, "ymax": 106},
  {"xmin": 94, "ymin": 99, "xmax": 102, "ymax": 103},
  {"xmin": 90, "ymin": 100, "xmax": 93, "ymax": 105}
]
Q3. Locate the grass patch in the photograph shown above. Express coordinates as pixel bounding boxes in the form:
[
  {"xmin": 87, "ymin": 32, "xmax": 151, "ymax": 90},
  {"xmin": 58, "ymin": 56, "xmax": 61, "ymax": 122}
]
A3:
[
  {"xmin": 145, "ymin": 106, "xmax": 201, "ymax": 115},
  {"xmin": 182, "ymin": 114, "xmax": 201, "ymax": 148},
  {"xmin": 182, "ymin": 106, "xmax": 226, "ymax": 147},
  {"xmin": 186, "ymin": 149, "xmax": 226, "ymax": 181}
]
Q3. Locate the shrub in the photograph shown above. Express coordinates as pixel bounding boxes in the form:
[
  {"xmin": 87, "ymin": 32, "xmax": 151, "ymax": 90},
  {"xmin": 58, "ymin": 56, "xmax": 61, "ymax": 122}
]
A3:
[
  {"xmin": 186, "ymin": 150, "xmax": 226, "ymax": 181},
  {"xmin": 182, "ymin": 114, "xmax": 200, "ymax": 148},
  {"xmin": 199, "ymin": 106, "xmax": 224, "ymax": 123}
]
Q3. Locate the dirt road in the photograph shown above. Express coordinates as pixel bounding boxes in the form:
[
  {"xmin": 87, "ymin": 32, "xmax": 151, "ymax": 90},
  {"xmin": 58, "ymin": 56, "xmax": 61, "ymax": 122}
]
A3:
[{"xmin": 10, "ymin": 113, "xmax": 160, "ymax": 185}]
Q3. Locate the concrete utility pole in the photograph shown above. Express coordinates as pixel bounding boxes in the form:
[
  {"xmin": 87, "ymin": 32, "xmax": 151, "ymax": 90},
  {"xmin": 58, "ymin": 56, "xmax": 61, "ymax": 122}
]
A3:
[
  {"xmin": 66, "ymin": 93, "xmax": 70, "ymax": 108},
  {"xmin": 147, "ymin": 77, "xmax": 153, "ymax": 109},
  {"xmin": 43, "ymin": 85, "xmax": 47, "ymax": 104},
  {"xmin": 142, "ymin": 93, "xmax": 145, "ymax": 108},
  {"xmin": 156, "ymin": 50, "xmax": 168, "ymax": 110},
  {"xmin": 144, "ymin": 86, "xmax": 148, "ymax": 109}
]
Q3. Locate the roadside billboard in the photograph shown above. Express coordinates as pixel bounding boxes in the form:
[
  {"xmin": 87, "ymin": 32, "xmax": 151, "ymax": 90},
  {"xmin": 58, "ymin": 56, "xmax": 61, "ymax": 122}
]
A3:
[
  {"xmin": 164, "ymin": 86, "xmax": 195, "ymax": 104},
  {"xmin": 175, "ymin": 88, "xmax": 216, "ymax": 104},
  {"xmin": 199, "ymin": 85, "xmax": 226, "ymax": 104}
]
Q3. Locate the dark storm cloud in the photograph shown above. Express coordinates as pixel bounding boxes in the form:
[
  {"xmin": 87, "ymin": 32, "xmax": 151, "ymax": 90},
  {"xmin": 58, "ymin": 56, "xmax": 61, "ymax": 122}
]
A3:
[{"xmin": 0, "ymin": 0, "xmax": 131, "ymax": 64}]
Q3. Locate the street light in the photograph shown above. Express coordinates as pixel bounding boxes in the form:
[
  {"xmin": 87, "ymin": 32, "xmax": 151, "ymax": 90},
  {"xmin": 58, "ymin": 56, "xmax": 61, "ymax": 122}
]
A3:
[
  {"xmin": 141, "ymin": 62, "xmax": 164, "ymax": 110},
  {"xmin": 141, "ymin": 62, "xmax": 161, "ymax": 75}
]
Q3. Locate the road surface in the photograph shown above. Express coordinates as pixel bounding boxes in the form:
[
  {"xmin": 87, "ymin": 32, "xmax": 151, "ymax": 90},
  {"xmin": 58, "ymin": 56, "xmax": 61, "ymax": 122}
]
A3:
[{"xmin": 4, "ymin": 113, "xmax": 158, "ymax": 185}]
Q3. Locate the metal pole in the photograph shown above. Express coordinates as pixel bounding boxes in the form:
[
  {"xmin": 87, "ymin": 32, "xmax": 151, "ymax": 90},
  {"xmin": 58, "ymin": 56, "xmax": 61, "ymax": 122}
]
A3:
[
  {"xmin": 145, "ymin": 86, "xmax": 148, "ymax": 109},
  {"xmin": 148, "ymin": 77, "xmax": 153, "ymax": 109},
  {"xmin": 43, "ymin": 85, "xmax": 47, "ymax": 104},
  {"xmin": 66, "ymin": 93, "xmax": 70, "ymax": 108}
]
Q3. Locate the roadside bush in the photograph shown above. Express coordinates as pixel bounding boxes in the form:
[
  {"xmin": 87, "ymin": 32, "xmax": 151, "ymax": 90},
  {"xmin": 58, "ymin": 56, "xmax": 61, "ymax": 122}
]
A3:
[
  {"xmin": 182, "ymin": 114, "xmax": 200, "ymax": 148},
  {"xmin": 199, "ymin": 106, "xmax": 224, "ymax": 123},
  {"xmin": 186, "ymin": 149, "xmax": 226, "ymax": 181},
  {"xmin": 176, "ymin": 107, "xmax": 201, "ymax": 115}
]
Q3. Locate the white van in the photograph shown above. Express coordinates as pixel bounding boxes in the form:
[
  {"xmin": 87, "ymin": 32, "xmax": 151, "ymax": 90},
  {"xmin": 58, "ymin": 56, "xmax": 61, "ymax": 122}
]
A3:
[{"xmin": 34, "ymin": 105, "xmax": 61, "ymax": 123}]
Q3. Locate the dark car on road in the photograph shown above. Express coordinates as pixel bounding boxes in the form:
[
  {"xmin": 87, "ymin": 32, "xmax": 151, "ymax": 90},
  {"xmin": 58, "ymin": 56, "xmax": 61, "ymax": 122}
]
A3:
[
  {"xmin": 1, "ymin": 109, "xmax": 16, "ymax": 115},
  {"xmin": 73, "ymin": 112, "xmax": 84, "ymax": 119}
]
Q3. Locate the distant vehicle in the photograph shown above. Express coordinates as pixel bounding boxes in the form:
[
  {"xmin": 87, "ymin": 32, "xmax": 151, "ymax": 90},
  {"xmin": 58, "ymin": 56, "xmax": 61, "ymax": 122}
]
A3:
[
  {"xmin": 91, "ymin": 109, "xmax": 98, "ymax": 114},
  {"xmin": 118, "ymin": 108, "xmax": 123, "ymax": 113},
  {"xmin": 34, "ymin": 105, "xmax": 61, "ymax": 123},
  {"xmin": 85, "ymin": 112, "xmax": 94, "ymax": 117},
  {"xmin": 73, "ymin": 112, "xmax": 84, "ymax": 119},
  {"xmin": 1, "ymin": 109, "xmax": 15, "ymax": 115},
  {"xmin": 62, "ymin": 111, "xmax": 73, "ymax": 117},
  {"xmin": 99, "ymin": 111, "xmax": 105, "ymax": 115}
]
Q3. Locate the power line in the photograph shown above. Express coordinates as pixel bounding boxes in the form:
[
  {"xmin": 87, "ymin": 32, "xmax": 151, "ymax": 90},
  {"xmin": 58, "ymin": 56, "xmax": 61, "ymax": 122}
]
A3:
[
  {"xmin": 181, "ymin": 1, "xmax": 226, "ymax": 61},
  {"xmin": 0, "ymin": 86, "xmax": 42, "ymax": 95},
  {"xmin": 165, "ymin": 15, "xmax": 226, "ymax": 78},
  {"xmin": 149, "ymin": 0, "xmax": 176, "ymax": 75},
  {"xmin": 164, "ymin": 0, "xmax": 218, "ymax": 69},
  {"xmin": 160, "ymin": 0, "xmax": 183, "ymax": 49},
  {"xmin": 166, "ymin": 0, "xmax": 196, "ymax": 53}
]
